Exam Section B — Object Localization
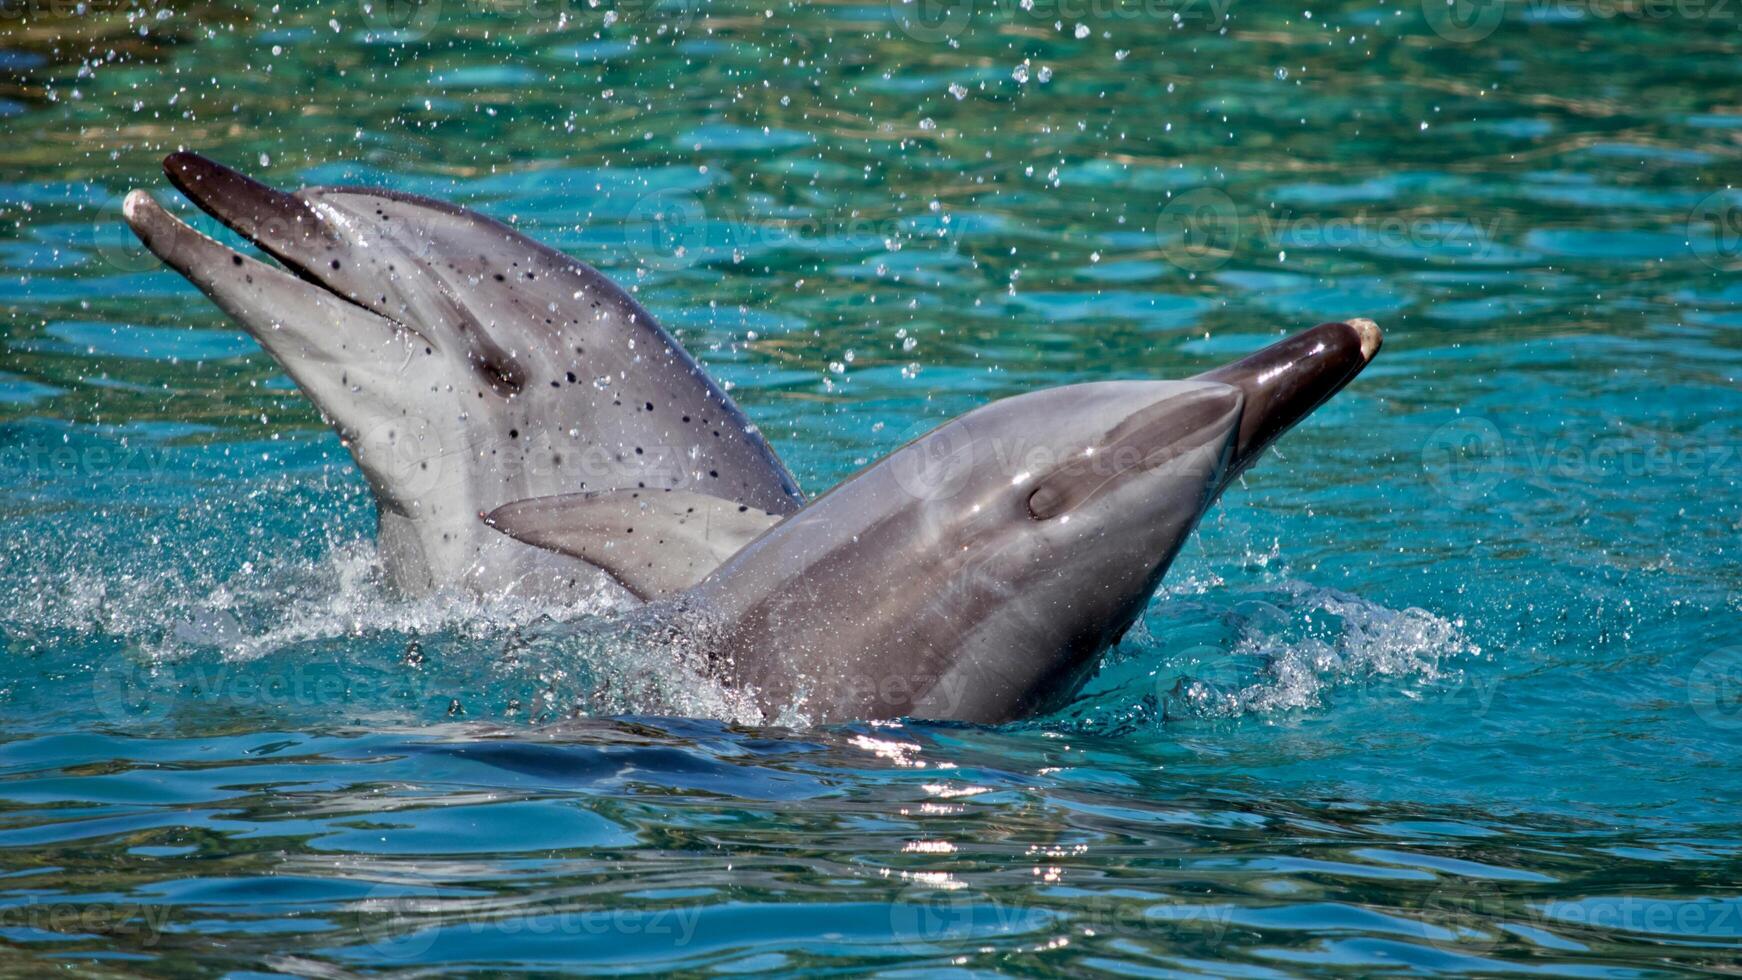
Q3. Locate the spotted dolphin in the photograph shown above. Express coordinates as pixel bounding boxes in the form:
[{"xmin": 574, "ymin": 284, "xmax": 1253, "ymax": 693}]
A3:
[
  {"xmin": 488, "ymin": 319, "xmax": 1381, "ymax": 724},
  {"xmin": 124, "ymin": 153, "xmax": 802, "ymax": 597}
]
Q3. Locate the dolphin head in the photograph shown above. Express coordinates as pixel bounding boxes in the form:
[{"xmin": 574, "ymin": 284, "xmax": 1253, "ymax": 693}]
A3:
[
  {"xmin": 158, "ymin": 152, "xmax": 565, "ymax": 392},
  {"xmin": 965, "ymin": 321, "xmax": 1373, "ymax": 606},
  {"xmin": 902, "ymin": 319, "xmax": 1381, "ymax": 718}
]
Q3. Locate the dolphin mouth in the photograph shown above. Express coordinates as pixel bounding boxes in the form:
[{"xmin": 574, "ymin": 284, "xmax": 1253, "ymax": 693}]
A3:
[
  {"xmin": 123, "ymin": 154, "xmax": 414, "ymax": 340},
  {"xmin": 159, "ymin": 152, "xmax": 337, "ymax": 278},
  {"xmin": 1192, "ymin": 318, "xmax": 1382, "ymax": 484}
]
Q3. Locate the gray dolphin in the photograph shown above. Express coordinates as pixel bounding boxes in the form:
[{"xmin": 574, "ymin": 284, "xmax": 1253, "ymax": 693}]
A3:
[
  {"xmin": 124, "ymin": 153, "xmax": 802, "ymax": 597},
  {"xmin": 489, "ymin": 319, "xmax": 1381, "ymax": 724}
]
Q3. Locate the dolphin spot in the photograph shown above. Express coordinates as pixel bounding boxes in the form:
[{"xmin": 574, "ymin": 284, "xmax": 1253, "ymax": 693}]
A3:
[
  {"xmin": 231, "ymin": 255, "xmax": 243, "ymax": 266},
  {"xmin": 330, "ymin": 259, "xmax": 341, "ymax": 270},
  {"xmin": 494, "ymin": 273, "xmax": 505, "ymax": 282},
  {"xmin": 509, "ymin": 429, "xmax": 519, "ymax": 439},
  {"xmin": 682, "ymin": 415, "xmax": 691, "ymax": 423},
  {"xmin": 709, "ymin": 470, "xmax": 719, "ymax": 478}
]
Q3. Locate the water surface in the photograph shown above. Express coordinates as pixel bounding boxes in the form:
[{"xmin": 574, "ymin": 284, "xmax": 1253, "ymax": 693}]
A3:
[{"xmin": 1, "ymin": 0, "xmax": 1740, "ymax": 973}]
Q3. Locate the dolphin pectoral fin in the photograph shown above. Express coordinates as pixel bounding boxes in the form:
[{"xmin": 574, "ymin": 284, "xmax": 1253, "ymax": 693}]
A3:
[{"xmin": 483, "ymin": 490, "xmax": 784, "ymax": 600}]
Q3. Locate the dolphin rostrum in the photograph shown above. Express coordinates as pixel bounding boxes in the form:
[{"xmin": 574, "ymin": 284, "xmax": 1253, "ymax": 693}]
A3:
[
  {"xmin": 488, "ymin": 319, "xmax": 1382, "ymax": 724},
  {"xmin": 124, "ymin": 154, "xmax": 802, "ymax": 598}
]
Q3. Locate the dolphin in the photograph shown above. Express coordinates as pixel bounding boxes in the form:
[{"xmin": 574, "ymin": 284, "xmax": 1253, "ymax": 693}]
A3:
[
  {"xmin": 488, "ymin": 319, "xmax": 1382, "ymax": 724},
  {"xmin": 123, "ymin": 153, "xmax": 802, "ymax": 598}
]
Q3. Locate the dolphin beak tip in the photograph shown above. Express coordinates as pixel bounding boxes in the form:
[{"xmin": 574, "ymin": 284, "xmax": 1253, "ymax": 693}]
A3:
[
  {"xmin": 162, "ymin": 150, "xmax": 211, "ymax": 183},
  {"xmin": 122, "ymin": 189, "xmax": 153, "ymax": 224},
  {"xmin": 1346, "ymin": 317, "xmax": 1382, "ymax": 362}
]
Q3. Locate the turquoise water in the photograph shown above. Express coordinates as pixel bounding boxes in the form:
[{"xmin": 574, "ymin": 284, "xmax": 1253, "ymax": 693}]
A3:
[{"xmin": 3, "ymin": 0, "xmax": 1741, "ymax": 973}]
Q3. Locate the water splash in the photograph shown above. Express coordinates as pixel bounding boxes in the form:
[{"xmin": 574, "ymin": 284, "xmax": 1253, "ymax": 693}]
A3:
[
  {"xmin": 1162, "ymin": 581, "xmax": 1478, "ymax": 721},
  {"xmin": 509, "ymin": 614, "xmax": 767, "ymax": 726},
  {"xmin": 3, "ymin": 534, "xmax": 621, "ymax": 663}
]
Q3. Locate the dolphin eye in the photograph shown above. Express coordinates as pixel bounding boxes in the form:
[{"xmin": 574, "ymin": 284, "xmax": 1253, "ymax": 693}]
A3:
[{"xmin": 1027, "ymin": 482, "xmax": 1068, "ymax": 521}]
